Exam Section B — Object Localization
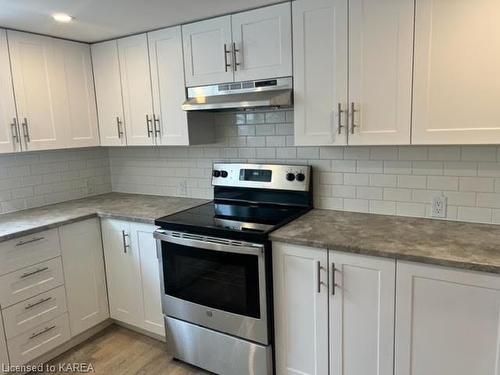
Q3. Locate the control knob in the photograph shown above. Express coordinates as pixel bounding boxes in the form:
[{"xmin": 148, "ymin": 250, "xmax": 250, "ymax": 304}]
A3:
[
  {"xmin": 221, "ymin": 170, "xmax": 228, "ymax": 178},
  {"xmin": 212, "ymin": 170, "xmax": 221, "ymax": 178},
  {"xmin": 286, "ymin": 173, "xmax": 295, "ymax": 182},
  {"xmin": 296, "ymin": 173, "xmax": 306, "ymax": 182}
]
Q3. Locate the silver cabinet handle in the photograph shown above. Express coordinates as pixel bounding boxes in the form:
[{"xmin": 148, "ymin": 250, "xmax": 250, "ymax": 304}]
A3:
[
  {"xmin": 350, "ymin": 102, "xmax": 358, "ymax": 134},
  {"xmin": 146, "ymin": 115, "xmax": 153, "ymax": 137},
  {"xmin": 224, "ymin": 44, "xmax": 232, "ymax": 72},
  {"xmin": 317, "ymin": 261, "xmax": 325, "ymax": 293},
  {"xmin": 25, "ymin": 296, "xmax": 52, "ymax": 310},
  {"xmin": 331, "ymin": 263, "xmax": 336, "ymax": 295},
  {"xmin": 22, "ymin": 117, "xmax": 30, "ymax": 143},
  {"xmin": 337, "ymin": 103, "xmax": 346, "ymax": 134},
  {"xmin": 29, "ymin": 325, "xmax": 56, "ymax": 340},
  {"xmin": 116, "ymin": 116, "xmax": 124, "ymax": 138},
  {"xmin": 20, "ymin": 266, "xmax": 49, "ymax": 279},
  {"xmin": 16, "ymin": 236, "xmax": 45, "ymax": 247},
  {"xmin": 153, "ymin": 114, "xmax": 161, "ymax": 137},
  {"xmin": 11, "ymin": 118, "xmax": 19, "ymax": 144},
  {"xmin": 232, "ymin": 42, "xmax": 241, "ymax": 71},
  {"xmin": 122, "ymin": 230, "xmax": 130, "ymax": 253}
]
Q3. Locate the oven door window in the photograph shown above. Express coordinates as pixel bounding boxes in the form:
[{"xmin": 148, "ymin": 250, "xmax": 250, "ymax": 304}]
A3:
[{"xmin": 162, "ymin": 241, "xmax": 261, "ymax": 319}]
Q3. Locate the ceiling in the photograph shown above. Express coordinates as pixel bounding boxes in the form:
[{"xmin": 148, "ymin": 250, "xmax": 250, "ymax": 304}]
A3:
[{"xmin": 0, "ymin": 0, "xmax": 284, "ymax": 43}]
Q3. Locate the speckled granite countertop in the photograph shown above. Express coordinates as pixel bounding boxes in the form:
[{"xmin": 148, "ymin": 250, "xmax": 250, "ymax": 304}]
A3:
[
  {"xmin": 270, "ymin": 209, "xmax": 500, "ymax": 273},
  {"xmin": 0, "ymin": 193, "xmax": 208, "ymax": 242}
]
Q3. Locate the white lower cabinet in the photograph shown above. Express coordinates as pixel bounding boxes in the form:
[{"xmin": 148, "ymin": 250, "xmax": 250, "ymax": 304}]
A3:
[
  {"xmin": 0, "ymin": 318, "xmax": 8, "ymax": 372},
  {"xmin": 273, "ymin": 242, "xmax": 395, "ymax": 375},
  {"xmin": 395, "ymin": 261, "xmax": 500, "ymax": 375},
  {"xmin": 60, "ymin": 219, "xmax": 109, "ymax": 336},
  {"xmin": 101, "ymin": 219, "xmax": 164, "ymax": 336}
]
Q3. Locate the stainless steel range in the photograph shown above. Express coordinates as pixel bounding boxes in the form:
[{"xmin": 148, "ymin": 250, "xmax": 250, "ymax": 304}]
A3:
[{"xmin": 154, "ymin": 163, "xmax": 312, "ymax": 375}]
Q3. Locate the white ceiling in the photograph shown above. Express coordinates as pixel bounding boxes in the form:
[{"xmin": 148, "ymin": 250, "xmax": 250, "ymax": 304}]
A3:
[{"xmin": 0, "ymin": 0, "xmax": 284, "ymax": 43}]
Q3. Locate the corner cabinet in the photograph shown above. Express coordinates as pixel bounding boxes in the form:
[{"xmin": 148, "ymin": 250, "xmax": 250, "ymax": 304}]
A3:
[
  {"xmin": 182, "ymin": 3, "xmax": 292, "ymax": 87},
  {"xmin": 395, "ymin": 262, "xmax": 500, "ymax": 375},
  {"xmin": 273, "ymin": 242, "xmax": 395, "ymax": 375},
  {"xmin": 101, "ymin": 219, "xmax": 164, "ymax": 337},
  {"xmin": 293, "ymin": 0, "xmax": 413, "ymax": 146}
]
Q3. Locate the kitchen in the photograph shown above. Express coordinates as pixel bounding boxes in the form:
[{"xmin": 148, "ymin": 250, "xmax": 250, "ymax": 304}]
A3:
[{"xmin": 0, "ymin": 0, "xmax": 499, "ymax": 374}]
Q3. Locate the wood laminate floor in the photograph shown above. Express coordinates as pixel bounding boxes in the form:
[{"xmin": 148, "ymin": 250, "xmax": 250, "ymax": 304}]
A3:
[{"xmin": 37, "ymin": 325, "xmax": 209, "ymax": 375}]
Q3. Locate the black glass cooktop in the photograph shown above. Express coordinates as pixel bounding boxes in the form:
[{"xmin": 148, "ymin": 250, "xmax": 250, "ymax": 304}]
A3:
[{"xmin": 155, "ymin": 201, "xmax": 310, "ymax": 242}]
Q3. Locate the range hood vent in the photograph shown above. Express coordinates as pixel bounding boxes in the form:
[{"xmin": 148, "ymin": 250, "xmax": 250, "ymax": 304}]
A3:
[{"xmin": 182, "ymin": 77, "xmax": 293, "ymax": 111}]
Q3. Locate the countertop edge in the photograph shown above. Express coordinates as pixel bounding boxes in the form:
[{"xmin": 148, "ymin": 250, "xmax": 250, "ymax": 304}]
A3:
[{"xmin": 270, "ymin": 235, "xmax": 500, "ymax": 274}]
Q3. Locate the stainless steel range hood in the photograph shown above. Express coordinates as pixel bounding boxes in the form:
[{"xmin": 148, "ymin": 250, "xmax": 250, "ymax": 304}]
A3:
[{"xmin": 182, "ymin": 77, "xmax": 293, "ymax": 111}]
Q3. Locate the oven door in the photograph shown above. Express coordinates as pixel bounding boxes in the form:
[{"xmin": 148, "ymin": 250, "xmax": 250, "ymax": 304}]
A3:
[{"xmin": 154, "ymin": 230, "xmax": 269, "ymax": 345}]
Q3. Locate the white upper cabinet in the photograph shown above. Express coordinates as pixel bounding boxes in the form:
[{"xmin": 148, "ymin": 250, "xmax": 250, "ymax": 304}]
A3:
[
  {"xmin": 117, "ymin": 34, "xmax": 155, "ymax": 146},
  {"xmin": 0, "ymin": 29, "xmax": 19, "ymax": 154},
  {"xmin": 412, "ymin": 0, "xmax": 500, "ymax": 144},
  {"xmin": 231, "ymin": 3, "xmax": 292, "ymax": 82},
  {"xmin": 348, "ymin": 0, "xmax": 413, "ymax": 145},
  {"xmin": 395, "ymin": 261, "xmax": 500, "ymax": 375},
  {"xmin": 182, "ymin": 16, "xmax": 234, "ymax": 86},
  {"xmin": 330, "ymin": 252, "xmax": 395, "ymax": 375},
  {"xmin": 293, "ymin": 0, "xmax": 348, "ymax": 146},
  {"xmin": 273, "ymin": 242, "xmax": 329, "ymax": 375},
  {"xmin": 8, "ymin": 31, "xmax": 67, "ymax": 151},
  {"xmin": 91, "ymin": 40, "xmax": 126, "ymax": 146},
  {"xmin": 148, "ymin": 27, "xmax": 190, "ymax": 146},
  {"xmin": 56, "ymin": 40, "xmax": 99, "ymax": 148}
]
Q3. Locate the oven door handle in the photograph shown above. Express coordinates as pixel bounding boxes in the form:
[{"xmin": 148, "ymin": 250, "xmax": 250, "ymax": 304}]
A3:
[{"xmin": 154, "ymin": 231, "xmax": 264, "ymax": 256}]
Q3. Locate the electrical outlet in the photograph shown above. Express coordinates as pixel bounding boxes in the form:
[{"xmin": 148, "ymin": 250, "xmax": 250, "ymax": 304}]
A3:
[
  {"xmin": 177, "ymin": 180, "xmax": 187, "ymax": 196},
  {"xmin": 431, "ymin": 195, "xmax": 447, "ymax": 218},
  {"xmin": 86, "ymin": 179, "xmax": 96, "ymax": 195}
]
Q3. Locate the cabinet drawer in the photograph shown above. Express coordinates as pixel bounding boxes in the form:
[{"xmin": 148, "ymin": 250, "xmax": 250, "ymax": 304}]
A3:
[
  {"xmin": 0, "ymin": 258, "xmax": 64, "ymax": 308},
  {"xmin": 3, "ymin": 286, "xmax": 68, "ymax": 339},
  {"xmin": 7, "ymin": 313, "xmax": 70, "ymax": 366},
  {"xmin": 0, "ymin": 229, "xmax": 61, "ymax": 276}
]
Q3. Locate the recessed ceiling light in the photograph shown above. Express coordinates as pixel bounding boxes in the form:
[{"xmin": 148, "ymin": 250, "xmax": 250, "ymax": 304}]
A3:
[{"xmin": 52, "ymin": 13, "xmax": 73, "ymax": 23}]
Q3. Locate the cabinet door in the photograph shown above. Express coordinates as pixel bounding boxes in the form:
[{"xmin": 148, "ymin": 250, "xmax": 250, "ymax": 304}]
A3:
[
  {"xmin": 329, "ymin": 251, "xmax": 395, "ymax": 375},
  {"xmin": 395, "ymin": 261, "xmax": 500, "ymax": 375},
  {"xmin": 8, "ymin": 31, "xmax": 67, "ymax": 151},
  {"xmin": 348, "ymin": 0, "xmax": 413, "ymax": 145},
  {"xmin": 232, "ymin": 3, "xmax": 292, "ymax": 82},
  {"xmin": 182, "ymin": 16, "xmax": 233, "ymax": 86},
  {"xmin": 273, "ymin": 242, "xmax": 328, "ymax": 375},
  {"xmin": 148, "ymin": 27, "xmax": 190, "ymax": 146},
  {"xmin": 118, "ymin": 34, "xmax": 154, "ymax": 146},
  {"xmin": 60, "ymin": 218, "xmax": 109, "ymax": 336},
  {"xmin": 101, "ymin": 219, "xmax": 143, "ymax": 327},
  {"xmin": 131, "ymin": 223, "xmax": 164, "ymax": 336},
  {"xmin": 0, "ymin": 29, "xmax": 19, "ymax": 153},
  {"xmin": 412, "ymin": 0, "xmax": 500, "ymax": 144},
  {"xmin": 91, "ymin": 40, "xmax": 126, "ymax": 146},
  {"xmin": 293, "ymin": 0, "xmax": 348, "ymax": 146},
  {"xmin": 0, "ymin": 318, "xmax": 8, "ymax": 372},
  {"xmin": 57, "ymin": 40, "xmax": 99, "ymax": 148}
]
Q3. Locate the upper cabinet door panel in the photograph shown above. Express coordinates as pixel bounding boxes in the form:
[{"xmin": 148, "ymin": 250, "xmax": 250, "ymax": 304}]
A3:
[
  {"xmin": 8, "ymin": 31, "xmax": 67, "ymax": 151},
  {"xmin": 91, "ymin": 40, "xmax": 125, "ymax": 146},
  {"xmin": 412, "ymin": 0, "xmax": 500, "ymax": 144},
  {"xmin": 232, "ymin": 3, "xmax": 292, "ymax": 82},
  {"xmin": 348, "ymin": 0, "xmax": 413, "ymax": 145},
  {"xmin": 0, "ymin": 29, "xmax": 18, "ymax": 153},
  {"xmin": 182, "ymin": 16, "xmax": 234, "ymax": 86},
  {"xmin": 57, "ymin": 40, "xmax": 99, "ymax": 148},
  {"xmin": 148, "ymin": 27, "xmax": 189, "ymax": 146},
  {"xmin": 117, "ymin": 34, "xmax": 154, "ymax": 146},
  {"xmin": 293, "ymin": 0, "xmax": 348, "ymax": 146}
]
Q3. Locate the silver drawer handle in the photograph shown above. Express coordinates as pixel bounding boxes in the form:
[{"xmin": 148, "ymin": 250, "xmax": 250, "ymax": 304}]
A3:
[
  {"xmin": 29, "ymin": 325, "xmax": 56, "ymax": 340},
  {"xmin": 16, "ymin": 236, "xmax": 45, "ymax": 247},
  {"xmin": 20, "ymin": 266, "xmax": 49, "ymax": 279},
  {"xmin": 25, "ymin": 297, "xmax": 52, "ymax": 310}
]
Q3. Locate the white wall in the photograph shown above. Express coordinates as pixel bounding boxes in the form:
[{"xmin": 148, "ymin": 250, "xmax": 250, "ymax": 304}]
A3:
[
  {"xmin": 0, "ymin": 147, "xmax": 111, "ymax": 213},
  {"xmin": 109, "ymin": 110, "xmax": 500, "ymax": 225}
]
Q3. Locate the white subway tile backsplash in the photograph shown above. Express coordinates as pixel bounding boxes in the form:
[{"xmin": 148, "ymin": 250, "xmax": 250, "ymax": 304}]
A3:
[
  {"xmin": 459, "ymin": 177, "xmax": 495, "ymax": 192},
  {"xmin": 413, "ymin": 161, "xmax": 443, "ymax": 176},
  {"xmin": 398, "ymin": 175, "xmax": 427, "ymax": 189},
  {"xmin": 357, "ymin": 160, "xmax": 383, "ymax": 174},
  {"xmin": 369, "ymin": 200, "xmax": 396, "ymax": 215},
  {"xmin": 427, "ymin": 176, "xmax": 459, "ymax": 191},
  {"xmin": 370, "ymin": 174, "xmax": 397, "ymax": 187},
  {"xmin": 428, "ymin": 146, "xmax": 461, "ymax": 161},
  {"xmin": 383, "ymin": 188, "xmax": 412, "ymax": 202},
  {"xmin": 461, "ymin": 146, "xmax": 497, "ymax": 161},
  {"xmin": 457, "ymin": 207, "xmax": 492, "ymax": 223}
]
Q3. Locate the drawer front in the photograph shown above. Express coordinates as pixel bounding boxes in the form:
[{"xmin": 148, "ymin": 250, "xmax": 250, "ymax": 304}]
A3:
[
  {"xmin": 0, "ymin": 258, "xmax": 64, "ymax": 308},
  {"xmin": 0, "ymin": 229, "xmax": 61, "ymax": 276},
  {"xmin": 3, "ymin": 286, "xmax": 68, "ymax": 339},
  {"xmin": 7, "ymin": 313, "xmax": 70, "ymax": 366}
]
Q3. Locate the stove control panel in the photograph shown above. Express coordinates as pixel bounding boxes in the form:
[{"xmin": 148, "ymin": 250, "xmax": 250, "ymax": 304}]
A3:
[{"xmin": 212, "ymin": 163, "xmax": 311, "ymax": 192}]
